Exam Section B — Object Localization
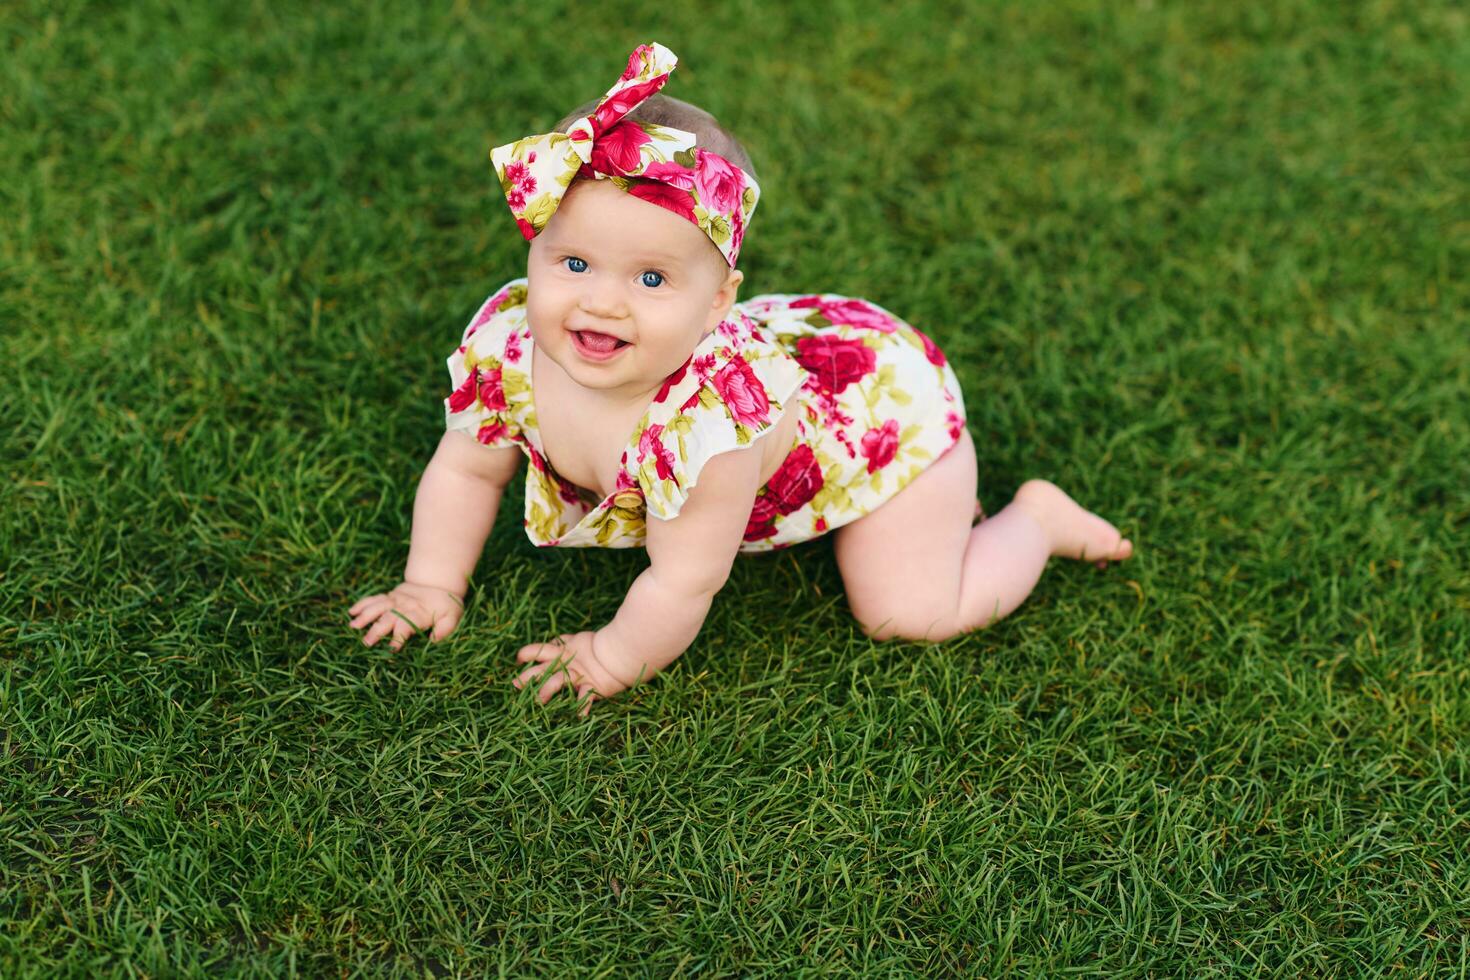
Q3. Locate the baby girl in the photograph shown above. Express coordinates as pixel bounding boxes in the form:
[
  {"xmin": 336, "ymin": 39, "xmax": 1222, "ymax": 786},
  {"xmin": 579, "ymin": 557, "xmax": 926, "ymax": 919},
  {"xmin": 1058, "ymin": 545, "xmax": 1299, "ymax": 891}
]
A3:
[{"xmin": 349, "ymin": 42, "xmax": 1133, "ymax": 713}]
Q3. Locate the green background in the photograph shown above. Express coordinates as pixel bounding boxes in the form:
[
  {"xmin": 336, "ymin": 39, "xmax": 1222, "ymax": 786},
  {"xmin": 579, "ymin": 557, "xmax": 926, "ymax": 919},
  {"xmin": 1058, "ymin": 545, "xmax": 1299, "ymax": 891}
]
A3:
[{"xmin": 3, "ymin": 0, "xmax": 1467, "ymax": 974}]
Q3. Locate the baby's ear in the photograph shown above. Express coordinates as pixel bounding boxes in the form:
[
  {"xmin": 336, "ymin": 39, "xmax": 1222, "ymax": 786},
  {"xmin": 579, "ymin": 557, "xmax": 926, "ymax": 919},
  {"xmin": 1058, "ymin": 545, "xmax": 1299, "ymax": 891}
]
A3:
[{"xmin": 712, "ymin": 267, "xmax": 744, "ymax": 315}]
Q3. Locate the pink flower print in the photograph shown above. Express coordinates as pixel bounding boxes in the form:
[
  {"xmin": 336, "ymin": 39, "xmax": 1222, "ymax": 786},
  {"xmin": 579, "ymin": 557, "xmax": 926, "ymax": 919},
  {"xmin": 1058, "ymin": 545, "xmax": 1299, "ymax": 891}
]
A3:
[
  {"xmin": 627, "ymin": 180, "xmax": 696, "ymax": 224},
  {"xmin": 503, "ymin": 160, "xmax": 529, "ymax": 186},
  {"xmin": 833, "ymin": 427, "xmax": 857, "ymax": 460},
  {"xmin": 637, "ymin": 424, "xmax": 677, "ymax": 482},
  {"xmin": 515, "ymin": 217, "xmax": 535, "ymax": 241},
  {"xmin": 640, "ymin": 160, "xmax": 697, "ymax": 191},
  {"xmin": 813, "ymin": 515, "xmax": 828, "ymax": 534},
  {"xmin": 503, "ymin": 330, "xmax": 523, "ymax": 363},
  {"xmin": 691, "ymin": 354, "xmax": 718, "ymax": 378},
  {"xmin": 653, "ymin": 359, "xmax": 689, "ymax": 404},
  {"xmin": 476, "ymin": 421, "xmax": 508, "ymax": 445},
  {"xmin": 764, "ymin": 444, "xmax": 824, "ymax": 515},
  {"xmin": 946, "ymin": 410, "xmax": 965, "ymax": 442},
  {"xmin": 790, "ymin": 296, "xmax": 898, "ymax": 333},
  {"xmin": 743, "ymin": 493, "xmax": 779, "ymax": 542},
  {"xmin": 471, "ymin": 286, "xmax": 512, "ymax": 334},
  {"xmin": 679, "ymin": 391, "xmax": 701, "ymax": 413},
  {"xmin": 914, "ymin": 327, "xmax": 947, "ymax": 366},
  {"xmin": 448, "ymin": 369, "xmax": 479, "ymax": 413},
  {"xmin": 592, "ymin": 76, "xmax": 665, "ymax": 132},
  {"xmin": 477, "ymin": 367, "xmax": 508, "ymax": 412},
  {"xmin": 810, "ymin": 389, "xmax": 854, "ymax": 432},
  {"xmin": 502, "ymin": 160, "xmax": 537, "ymax": 213},
  {"xmin": 861, "ymin": 419, "xmax": 901, "ymax": 473},
  {"xmin": 527, "ymin": 446, "xmax": 547, "ymax": 472},
  {"xmin": 717, "ymin": 318, "xmax": 742, "ymax": 340},
  {"xmin": 712, "ymin": 355, "xmax": 770, "ymax": 427},
  {"xmin": 622, "ymin": 43, "xmax": 654, "ymax": 80},
  {"xmin": 556, "ymin": 476, "xmax": 581, "ymax": 504},
  {"xmin": 728, "ymin": 206, "xmax": 746, "ymax": 261},
  {"xmin": 694, "ymin": 148, "xmax": 743, "ymax": 215},
  {"xmin": 794, "ymin": 334, "xmax": 877, "ymax": 394},
  {"xmin": 591, "ymin": 121, "xmax": 652, "ymax": 175}
]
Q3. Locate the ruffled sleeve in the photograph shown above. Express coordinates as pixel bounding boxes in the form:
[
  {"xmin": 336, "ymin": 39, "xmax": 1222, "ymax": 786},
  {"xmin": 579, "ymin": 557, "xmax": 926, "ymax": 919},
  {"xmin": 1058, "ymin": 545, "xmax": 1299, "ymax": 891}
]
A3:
[
  {"xmin": 634, "ymin": 312, "xmax": 807, "ymax": 521},
  {"xmin": 443, "ymin": 278, "xmax": 533, "ymax": 448}
]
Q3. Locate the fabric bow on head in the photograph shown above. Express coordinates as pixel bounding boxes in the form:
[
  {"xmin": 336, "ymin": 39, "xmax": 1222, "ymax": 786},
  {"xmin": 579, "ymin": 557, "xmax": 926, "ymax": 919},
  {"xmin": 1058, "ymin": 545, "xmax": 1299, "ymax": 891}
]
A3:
[{"xmin": 490, "ymin": 42, "xmax": 759, "ymax": 267}]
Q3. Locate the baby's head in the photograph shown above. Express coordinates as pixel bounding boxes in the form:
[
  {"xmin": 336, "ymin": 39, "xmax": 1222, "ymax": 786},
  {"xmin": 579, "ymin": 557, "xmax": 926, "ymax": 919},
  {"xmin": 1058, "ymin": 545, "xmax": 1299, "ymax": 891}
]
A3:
[
  {"xmin": 522, "ymin": 93, "xmax": 758, "ymax": 400},
  {"xmin": 540, "ymin": 92, "xmax": 755, "ymax": 282},
  {"xmin": 524, "ymin": 178, "xmax": 744, "ymax": 400}
]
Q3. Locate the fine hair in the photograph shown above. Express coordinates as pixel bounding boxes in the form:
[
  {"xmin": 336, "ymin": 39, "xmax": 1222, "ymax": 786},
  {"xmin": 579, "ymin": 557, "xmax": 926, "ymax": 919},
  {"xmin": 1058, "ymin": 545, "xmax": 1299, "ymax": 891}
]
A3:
[{"xmin": 553, "ymin": 93, "xmax": 757, "ymax": 178}]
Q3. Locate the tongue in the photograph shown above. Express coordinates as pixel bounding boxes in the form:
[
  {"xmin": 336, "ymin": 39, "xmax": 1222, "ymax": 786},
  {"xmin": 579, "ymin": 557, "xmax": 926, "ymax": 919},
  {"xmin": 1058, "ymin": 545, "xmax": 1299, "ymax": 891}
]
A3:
[{"xmin": 579, "ymin": 330, "xmax": 622, "ymax": 353}]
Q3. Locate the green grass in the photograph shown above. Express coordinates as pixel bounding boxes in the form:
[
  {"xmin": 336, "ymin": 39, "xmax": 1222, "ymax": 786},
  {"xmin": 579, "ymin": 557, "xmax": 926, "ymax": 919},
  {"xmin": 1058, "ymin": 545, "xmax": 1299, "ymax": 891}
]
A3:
[{"xmin": 3, "ymin": 0, "xmax": 1468, "ymax": 974}]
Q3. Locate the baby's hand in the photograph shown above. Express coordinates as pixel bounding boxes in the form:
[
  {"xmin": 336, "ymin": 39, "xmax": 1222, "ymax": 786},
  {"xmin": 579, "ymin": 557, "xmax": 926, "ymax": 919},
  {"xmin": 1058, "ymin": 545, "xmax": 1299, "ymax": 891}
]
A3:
[
  {"xmin": 349, "ymin": 583, "xmax": 465, "ymax": 650},
  {"xmin": 514, "ymin": 631, "xmax": 632, "ymax": 717}
]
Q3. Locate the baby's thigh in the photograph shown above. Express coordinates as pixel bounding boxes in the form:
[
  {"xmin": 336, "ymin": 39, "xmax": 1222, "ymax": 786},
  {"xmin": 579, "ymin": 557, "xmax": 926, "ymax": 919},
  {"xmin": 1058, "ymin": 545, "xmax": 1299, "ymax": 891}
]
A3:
[{"xmin": 833, "ymin": 434, "xmax": 978, "ymax": 632}]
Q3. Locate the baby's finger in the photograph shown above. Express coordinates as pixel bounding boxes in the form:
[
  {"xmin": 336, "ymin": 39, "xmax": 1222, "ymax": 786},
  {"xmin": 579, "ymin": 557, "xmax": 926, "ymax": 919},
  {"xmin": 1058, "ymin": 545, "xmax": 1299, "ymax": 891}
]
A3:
[
  {"xmin": 350, "ymin": 605, "xmax": 390, "ymax": 630},
  {"xmin": 349, "ymin": 595, "xmax": 388, "ymax": 625},
  {"xmin": 517, "ymin": 652, "xmax": 573, "ymax": 690},
  {"xmin": 388, "ymin": 614, "xmax": 418, "ymax": 651},
  {"xmin": 349, "ymin": 594, "xmax": 382, "ymax": 617},
  {"xmin": 361, "ymin": 614, "xmax": 397, "ymax": 647},
  {"xmin": 388, "ymin": 607, "xmax": 423, "ymax": 633},
  {"xmin": 576, "ymin": 686, "xmax": 599, "ymax": 718},
  {"xmin": 536, "ymin": 670, "xmax": 569, "ymax": 705},
  {"xmin": 513, "ymin": 659, "xmax": 555, "ymax": 689},
  {"xmin": 516, "ymin": 639, "xmax": 568, "ymax": 664},
  {"xmin": 429, "ymin": 611, "xmax": 459, "ymax": 643}
]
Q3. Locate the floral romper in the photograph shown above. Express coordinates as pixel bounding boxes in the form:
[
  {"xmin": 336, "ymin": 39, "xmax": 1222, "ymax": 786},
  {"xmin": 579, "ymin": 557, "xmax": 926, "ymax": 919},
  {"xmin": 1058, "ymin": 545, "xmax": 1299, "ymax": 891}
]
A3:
[{"xmin": 445, "ymin": 278, "xmax": 967, "ymax": 552}]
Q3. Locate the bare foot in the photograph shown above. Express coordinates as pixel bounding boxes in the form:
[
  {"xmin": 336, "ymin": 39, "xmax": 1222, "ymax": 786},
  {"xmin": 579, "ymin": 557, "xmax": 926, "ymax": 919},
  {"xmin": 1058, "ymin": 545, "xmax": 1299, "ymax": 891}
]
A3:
[{"xmin": 1012, "ymin": 479, "xmax": 1134, "ymax": 564}]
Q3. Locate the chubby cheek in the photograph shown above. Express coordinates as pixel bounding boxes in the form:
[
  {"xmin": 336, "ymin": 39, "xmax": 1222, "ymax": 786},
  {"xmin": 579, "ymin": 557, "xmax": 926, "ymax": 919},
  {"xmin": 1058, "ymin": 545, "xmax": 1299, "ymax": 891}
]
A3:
[
  {"xmin": 523, "ymin": 281, "xmax": 565, "ymax": 342},
  {"xmin": 524, "ymin": 252, "xmax": 562, "ymax": 321},
  {"xmin": 647, "ymin": 317, "xmax": 713, "ymax": 372}
]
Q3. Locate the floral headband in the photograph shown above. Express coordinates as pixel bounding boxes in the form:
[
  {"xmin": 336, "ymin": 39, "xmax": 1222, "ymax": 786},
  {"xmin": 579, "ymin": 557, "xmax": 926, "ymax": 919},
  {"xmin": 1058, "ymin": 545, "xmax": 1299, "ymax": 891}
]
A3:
[{"xmin": 489, "ymin": 42, "xmax": 760, "ymax": 267}]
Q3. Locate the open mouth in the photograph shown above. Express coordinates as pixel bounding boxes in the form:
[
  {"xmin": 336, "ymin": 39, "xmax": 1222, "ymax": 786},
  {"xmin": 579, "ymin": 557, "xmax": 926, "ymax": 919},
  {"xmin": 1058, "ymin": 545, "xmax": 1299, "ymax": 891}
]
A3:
[{"xmin": 571, "ymin": 329, "xmax": 630, "ymax": 359}]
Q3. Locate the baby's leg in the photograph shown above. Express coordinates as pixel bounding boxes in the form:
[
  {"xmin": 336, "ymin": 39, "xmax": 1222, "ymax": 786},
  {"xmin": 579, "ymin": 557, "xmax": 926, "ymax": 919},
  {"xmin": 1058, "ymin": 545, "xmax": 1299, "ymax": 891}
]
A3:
[{"xmin": 833, "ymin": 434, "xmax": 1133, "ymax": 641}]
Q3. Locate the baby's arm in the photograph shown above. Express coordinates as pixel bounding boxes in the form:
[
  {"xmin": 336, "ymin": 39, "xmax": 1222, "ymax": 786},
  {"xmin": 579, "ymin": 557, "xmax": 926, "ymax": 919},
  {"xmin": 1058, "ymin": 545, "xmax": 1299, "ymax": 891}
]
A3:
[
  {"xmin": 350, "ymin": 430, "xmax": 522, "ymax": 649},
  {"xmin": 514, "ymin": 443, "xmax": 766, "ymax": 712}
]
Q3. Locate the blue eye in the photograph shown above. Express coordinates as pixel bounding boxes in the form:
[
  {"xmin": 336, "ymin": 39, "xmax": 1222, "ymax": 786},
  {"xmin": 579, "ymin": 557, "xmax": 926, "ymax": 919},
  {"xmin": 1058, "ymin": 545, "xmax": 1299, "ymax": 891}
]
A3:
[
  {"xmin": 641, "ymin": 270, "xmax": 665, "ymax": 288},
  {"xmin": 564, "ymin": 257, "xmax": 587, "ymax": 273}
]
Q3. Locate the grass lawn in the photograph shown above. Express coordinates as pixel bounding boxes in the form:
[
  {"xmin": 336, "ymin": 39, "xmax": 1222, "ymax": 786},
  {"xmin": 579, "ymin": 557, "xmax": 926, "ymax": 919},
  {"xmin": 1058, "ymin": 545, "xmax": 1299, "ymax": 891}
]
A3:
[{"xmin": 3, "ymin": 0, "xmax": 1467, "ymax": 974}]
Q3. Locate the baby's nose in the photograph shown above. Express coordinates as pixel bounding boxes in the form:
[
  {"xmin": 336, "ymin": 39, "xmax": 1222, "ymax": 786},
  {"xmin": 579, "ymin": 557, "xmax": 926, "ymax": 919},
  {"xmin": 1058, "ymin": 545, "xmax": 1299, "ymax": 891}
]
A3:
[{"xmin": 578, "ymin": 276, "xmax": 629, "ymax": 319}]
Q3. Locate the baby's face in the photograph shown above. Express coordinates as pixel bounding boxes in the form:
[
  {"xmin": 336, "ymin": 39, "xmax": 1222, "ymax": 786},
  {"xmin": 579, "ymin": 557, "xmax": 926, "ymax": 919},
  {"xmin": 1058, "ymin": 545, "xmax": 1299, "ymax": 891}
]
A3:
[{"xmin": 526, "ymin": 179, "xmax": 742, "ymax": 402}]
